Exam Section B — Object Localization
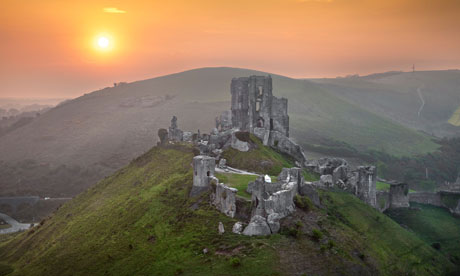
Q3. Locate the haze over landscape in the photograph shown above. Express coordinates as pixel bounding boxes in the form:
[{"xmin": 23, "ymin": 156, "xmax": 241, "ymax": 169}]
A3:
[{"xmin": 1, "ymin": 1, "xmax": 460, "ymax": 276}]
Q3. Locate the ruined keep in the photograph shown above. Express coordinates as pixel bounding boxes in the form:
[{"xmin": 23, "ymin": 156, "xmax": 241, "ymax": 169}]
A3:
[
  {"xmin": 191, "ymin": 155, "xmax": 216, "ymax": 196},
  {"xmin": 231, "ymin": 76, "xmax": 289, "ymax": 137}
]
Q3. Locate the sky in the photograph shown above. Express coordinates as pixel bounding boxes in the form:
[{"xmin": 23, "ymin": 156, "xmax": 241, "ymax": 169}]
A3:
[{"xmin": 1, "ymin": 0, "xmax": 459, "ymax": 98}]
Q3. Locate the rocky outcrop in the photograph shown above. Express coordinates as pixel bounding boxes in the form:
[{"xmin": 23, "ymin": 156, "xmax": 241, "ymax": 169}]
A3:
[
  {"xmin": 298, "ymin": 182, "xmax": 321, "ymax": 207},
  {"xmin": 242, "ymin": 215, "xmax": 272, "ymax": 236},
  {"xmin": 168, "ymin": 116, "xmax": 183, "ymax": 141}
]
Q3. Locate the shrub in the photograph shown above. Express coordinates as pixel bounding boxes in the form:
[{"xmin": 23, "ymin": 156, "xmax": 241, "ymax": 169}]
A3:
[
  {"xmin": 327, "ymin": 240, "xmax": 336, "ymax": 249},
  {"xmin": 230, "ymin": 257, "xmax": 241, "ymax": 267},
  {"xmin": 294, "ymin": 194, "xmax": 313, "ymax": 212},
  {"xmin": 312, "ymin": 229, "xmax": 323, "ymax": 242}
]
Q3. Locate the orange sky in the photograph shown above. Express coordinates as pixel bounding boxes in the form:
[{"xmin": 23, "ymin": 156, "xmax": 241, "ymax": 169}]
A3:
[{"xmin": 1, "ymin": 0, "xmax": 459, "ymax": 98}]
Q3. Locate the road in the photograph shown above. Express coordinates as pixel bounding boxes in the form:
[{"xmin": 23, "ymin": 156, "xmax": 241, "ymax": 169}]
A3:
[{"xmin": 0, "ymin": 212, "xmax": 33, "ymax": 235}]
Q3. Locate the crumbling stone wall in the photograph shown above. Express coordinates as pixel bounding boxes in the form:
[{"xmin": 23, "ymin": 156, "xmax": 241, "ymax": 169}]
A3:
[
  {"xmin": 389, "ymin": 183, "xmax": 410, "ymax": 208},
  {"xmin": 212, "ymin": 183, "xmax": 237, "ymax": 218}
]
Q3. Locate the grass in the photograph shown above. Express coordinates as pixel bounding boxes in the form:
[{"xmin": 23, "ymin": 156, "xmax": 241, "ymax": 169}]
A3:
[
  {"xmin": 0, "ymin": 144, "xmax": 455, "ymax": 275},
  {"xmin": 448, "ymin": 106, "xmax": 460, "ymax": 126},
  {"xmin": 215, "ymin": 173, "xmax": 257, "ymax": 200},
  {"xmin": 0, "ymin": 145, "xmax": 280, "ymax": 276},
  {"xmin": 386, "ymin": 202, "xmax": 460, "ymax": 266},
  {"xmin": 222, "ymin": 134, "xmax": 294, "ymax": 175},
  {"xmin": 319, "ymin": 190, "xmax": 455, "ymax": 275}
]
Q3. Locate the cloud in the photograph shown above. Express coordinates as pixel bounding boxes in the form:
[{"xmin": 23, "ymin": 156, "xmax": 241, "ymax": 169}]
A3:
[{"xmin": 103, "ymin": 7, "xmax": 126, "ymax": 14}]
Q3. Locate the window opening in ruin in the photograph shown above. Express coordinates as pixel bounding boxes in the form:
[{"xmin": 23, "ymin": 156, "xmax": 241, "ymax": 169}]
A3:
[
  {"xmin": 257, "ymin": 117, "xmax": 264, "ymax": 127},
  {"xmin": 270, "ymin": 118, "xmax": 274, "ymax": 130},
  {"xmin": 207, "ymin": 171, "xmax": 210, "ymax": 177},
  {"xmin": 258, "ymin": 86, "xmax": 263, "ymax": 97},
  {"xmin": 195, "ymin": 170, "xmax": 197, "ymax": 176}
]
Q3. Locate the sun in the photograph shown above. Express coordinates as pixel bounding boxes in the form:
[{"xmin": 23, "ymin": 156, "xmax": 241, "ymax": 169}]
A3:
[{"xmin": 97, "ymin": 36, "xmax": 110, "ymax": 49}]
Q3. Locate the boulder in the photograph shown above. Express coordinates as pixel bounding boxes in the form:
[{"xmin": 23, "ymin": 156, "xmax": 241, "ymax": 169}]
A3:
[
  {"xmin": 231, "ymin": 132, "xmax": 250, "ymax": 152},
  {"xmin": 232, "ymin": 222, "xmax": 244, "ymax": 234},
  {"xmin": 242, "ymin": 215, "xmax": 271, "ymax": 236},
  {"xmin": 267, "ymin": 213, "xmax": 282, "ymax": 233},
  {"xmin": 218, "ymin": 222, "xmax": 225, "ymax": 235}
]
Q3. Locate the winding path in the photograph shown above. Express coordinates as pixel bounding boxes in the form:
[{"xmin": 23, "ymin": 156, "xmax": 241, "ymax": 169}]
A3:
[
  {"xmin": 215, "ymin": 166, "xmax": 258, "ymax": 176},
  {"xmin": 0, "ymin": 212, "xmax": 33, "ymax": 235},
  {"xmin": 417, "ymin": 86, "xmax": 425, "ymax": 118}
]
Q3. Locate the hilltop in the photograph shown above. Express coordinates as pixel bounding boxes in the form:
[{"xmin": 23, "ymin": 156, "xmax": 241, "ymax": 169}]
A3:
[
  {"xmin": 0, "ymin": 144, "xmax": 456, "ymax": 276},
  {"xmin": 2, "ymin": 67, "xmax": 458, "ymax": 197}
]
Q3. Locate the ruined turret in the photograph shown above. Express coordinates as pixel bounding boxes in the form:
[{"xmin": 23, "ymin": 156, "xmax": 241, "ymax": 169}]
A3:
[
  {"xmin": 355, "ymin": 166, "xmax": 377, "ymax": 208},
  {"xmin": 190, "ymin": 155, "xmax": 216, "ymax": 197}
]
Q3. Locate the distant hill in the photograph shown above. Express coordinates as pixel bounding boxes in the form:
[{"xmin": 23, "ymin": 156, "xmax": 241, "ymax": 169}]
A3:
[
  {"xmin": 312, "ymin": 70, "xmax": 460, "ymax": 138},
  {"xmin": 1, "ymin": 67, "xmax": 458, "ymax": 196},
  {"xmin": 0, "ymin": 144, "xmax": 455, "ymax": 275}
]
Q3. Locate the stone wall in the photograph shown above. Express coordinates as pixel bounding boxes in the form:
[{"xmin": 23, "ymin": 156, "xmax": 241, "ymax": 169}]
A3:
[
  {"xmin": 409, "ymin": 192, "xmax": 442, "ymax": 206},
  {"xmin": 389, "ymin": 183, "xmax": 410, "ymax": 208}
]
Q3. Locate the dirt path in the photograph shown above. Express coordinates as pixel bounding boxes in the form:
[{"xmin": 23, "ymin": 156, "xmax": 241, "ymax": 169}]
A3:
[{"xmin": 0, "ymin": 212, "xmax": 33, "ymax": 234}]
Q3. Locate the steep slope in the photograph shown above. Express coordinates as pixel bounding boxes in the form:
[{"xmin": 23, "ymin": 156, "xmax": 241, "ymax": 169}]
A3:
[
  {"xmin": 0, "ymin": 67, "xmax": 441, "ymax": 196},
  {"xmin": 0, "ymin": 144, "xmax": 455, "ymax": 275}
]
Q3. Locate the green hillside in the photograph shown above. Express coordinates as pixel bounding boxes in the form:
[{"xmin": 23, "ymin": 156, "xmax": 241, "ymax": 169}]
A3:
[
  {"xmin": 386, "ymin": 203, "xmax": 460, "ymax": 267},
  {"xmin": 0, "ymin": 144, "xmax": 455, "ymax": 275}
]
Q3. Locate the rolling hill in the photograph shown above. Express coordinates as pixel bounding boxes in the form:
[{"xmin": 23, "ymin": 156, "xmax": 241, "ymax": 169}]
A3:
[{"xmin": 1, "ymin": 67, "xmax": 459, "ymax": 196}]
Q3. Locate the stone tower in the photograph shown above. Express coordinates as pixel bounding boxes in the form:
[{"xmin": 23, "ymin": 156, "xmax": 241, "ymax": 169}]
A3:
[
  {"xmin": 355, "ymin": 166, "xmax": 377, "ymax": 208},
  {"xmin": 230, "ymin": 76, "xmax": 289, "ymax": 137},
  {"xmin": 190, "ymin": 155, "xmax": 216, "ymax": 196}
]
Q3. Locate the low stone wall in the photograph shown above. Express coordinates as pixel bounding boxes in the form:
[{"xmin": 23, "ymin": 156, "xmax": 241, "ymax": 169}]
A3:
[{"xmin": 409, "ymin": 192, "xmax": 443, "ymax": 207}]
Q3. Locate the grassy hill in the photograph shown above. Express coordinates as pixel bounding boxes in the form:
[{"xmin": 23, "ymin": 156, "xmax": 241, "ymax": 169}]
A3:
[
  {"xmin": 312, "ymin": 70, "xmax": 460, "ymax": 139},
  {"xmin": 0, "ymin": 144, "xmax": 456, "ymax": 275},
  {"xmin": 0, "ymin": 67, "xmax": 447, "ymax": 196}
]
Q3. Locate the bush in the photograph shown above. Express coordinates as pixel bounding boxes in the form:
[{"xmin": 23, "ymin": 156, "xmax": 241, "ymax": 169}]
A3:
[
  {"xmin": 294, "ymin": 194, "xmax": 313, "ymax": 212},
  {"xmin": 229, "ymin": 257, "xmax": 241, "ymax": 267},
  {"xmin": 327, "ymin": 240, "xmax": 336, "ymax": 249},
  {"xmin": 312, "ymin": 229, "xmax": 323, "ymax": 242},
  {"xmin": 235, "ymin": 131, "xmax": 250, "ymax": 142}
]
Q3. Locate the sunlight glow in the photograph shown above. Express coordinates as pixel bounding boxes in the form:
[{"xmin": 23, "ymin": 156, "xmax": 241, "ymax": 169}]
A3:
[{"xmin": 98, "ymin": 37, "xmax": 109, "ymax": 48}]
